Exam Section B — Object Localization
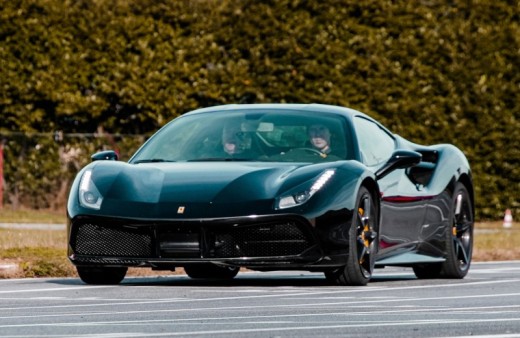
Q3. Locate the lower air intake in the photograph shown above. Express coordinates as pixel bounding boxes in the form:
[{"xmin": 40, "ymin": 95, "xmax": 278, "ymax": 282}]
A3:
[
  {"xmin": 213, "ymin": 222, "xmax": 311, "ymax": 258},
  {"xmin": 74, "ymin": 223, "xmax": 153, "ymax": 257}
]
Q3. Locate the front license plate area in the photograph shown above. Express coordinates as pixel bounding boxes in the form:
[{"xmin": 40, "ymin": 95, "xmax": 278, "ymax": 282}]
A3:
[{"xmin": 158, "ymin": 226, "xmax": 200, "ymax": 258}]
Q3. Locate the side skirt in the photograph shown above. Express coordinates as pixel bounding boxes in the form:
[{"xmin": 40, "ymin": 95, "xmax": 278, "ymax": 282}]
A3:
[{"xmin": 375, "ymin": 251, "xmax": 445, "ymax": 267}]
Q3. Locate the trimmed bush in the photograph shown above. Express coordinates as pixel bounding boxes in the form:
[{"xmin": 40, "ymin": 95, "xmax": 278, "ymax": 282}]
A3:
[{"xmin": 0, "ymin": 0, "xmax": 518, "ymax": 219}]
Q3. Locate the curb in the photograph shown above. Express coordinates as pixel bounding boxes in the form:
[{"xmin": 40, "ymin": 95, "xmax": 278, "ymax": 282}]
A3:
[
  {"xmin": 0, "ymin": 223, "xmax": 65, "ymax": 230},
  {"xmin": 0, "ymin": 263, "xmax": 18, "ymax": 271}
]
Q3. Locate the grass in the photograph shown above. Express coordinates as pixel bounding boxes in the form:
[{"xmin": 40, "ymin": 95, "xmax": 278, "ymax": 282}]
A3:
[
  {"xmin": 0, "ymin": 227, "xmax": 74, "ymax": 278},
  {"xmin": 473, "ymin": 221, "xmax": 520, "ymax": 261},
  {"xmin": 0, "ymin": 208, "xmax": 66, "ymax": 224},
  {"xmin": 0, "ymin": 209, "xmax": 518, "ymax": 278}
]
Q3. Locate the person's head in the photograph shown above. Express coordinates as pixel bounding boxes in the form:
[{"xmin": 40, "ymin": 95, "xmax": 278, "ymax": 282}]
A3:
[
  {"xmin": 308, "ymin": 124, "xmax": 331, "ymax": 153},
  {"xmin": 222, "ymin": 125, "xmax": 250, "ymax": 155}
]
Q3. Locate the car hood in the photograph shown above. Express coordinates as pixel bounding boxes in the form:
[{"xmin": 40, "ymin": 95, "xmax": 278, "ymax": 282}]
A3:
[{"xmin": 76, "ymin": 161, "xmax": 344, "ymax": 219}]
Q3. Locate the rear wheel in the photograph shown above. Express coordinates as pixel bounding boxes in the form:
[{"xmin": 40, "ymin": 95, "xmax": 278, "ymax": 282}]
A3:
[
  {"xmin": 413, "ymin": 182, "xmax": 473, "ymax": 279},
  {"xmin": 440, "ymin": 182, "xmax": 474, "ymax": 278},
  {"xmin": 325, "ymin": 186, "xmax": 378, "ymax": 286},
  {"xmin": 184, "ymin": 264, "xmax": 239, "ymax": 280},
  {"xmin": 77, "ymin": 266, "xmax": 127, "ymax": 285}
]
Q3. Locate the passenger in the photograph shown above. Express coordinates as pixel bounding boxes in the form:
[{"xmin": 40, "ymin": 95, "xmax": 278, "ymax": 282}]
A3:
[{"xmin": 222, "ymin": 125, "xmax": 251, "ymax": 155}]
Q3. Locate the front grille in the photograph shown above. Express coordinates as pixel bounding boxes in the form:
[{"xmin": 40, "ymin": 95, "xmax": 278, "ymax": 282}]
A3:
[
  {"xmin": 71, "ymin": 217, "xmax": 315, "ymax": 261},
  {"xmin": 212, "ymin": 222, "xmax": 312, "ymax": 258},
  {"xmin": 74, "ymin": 223, "xmax": 153, "ymax": 257}
]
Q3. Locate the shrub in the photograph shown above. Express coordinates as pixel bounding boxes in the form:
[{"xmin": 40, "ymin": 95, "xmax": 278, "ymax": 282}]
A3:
[{"xmin": 0, "ymin": 0, "xmax": 518, "ymax": 220}]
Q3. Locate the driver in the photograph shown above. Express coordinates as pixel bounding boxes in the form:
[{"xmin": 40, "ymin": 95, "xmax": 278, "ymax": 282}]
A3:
[{"xmin": 308, "ymin": 124, "xmax": 332, "ymax": 156}]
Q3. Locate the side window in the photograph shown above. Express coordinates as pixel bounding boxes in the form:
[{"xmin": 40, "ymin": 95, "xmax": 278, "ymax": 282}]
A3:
[{"xmin": 354, "ymin": 117, "xmax": 395, "ymax": 167}]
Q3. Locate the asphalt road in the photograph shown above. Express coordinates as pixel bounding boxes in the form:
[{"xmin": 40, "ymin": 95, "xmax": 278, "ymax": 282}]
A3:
[{"xmin": 0, "ymin": 261, "xmax": 519, "ymax": 338}]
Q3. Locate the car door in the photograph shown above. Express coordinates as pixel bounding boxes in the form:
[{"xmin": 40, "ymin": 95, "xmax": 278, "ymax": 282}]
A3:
[{"xmin": 353, "ymin": 116, "xmax": 426, "ymax": 251}]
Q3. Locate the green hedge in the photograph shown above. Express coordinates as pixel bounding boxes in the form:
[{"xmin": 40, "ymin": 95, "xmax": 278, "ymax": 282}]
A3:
[{"xmin": 0, "ymin": 0, "xmax": 518, "ymax": 220}]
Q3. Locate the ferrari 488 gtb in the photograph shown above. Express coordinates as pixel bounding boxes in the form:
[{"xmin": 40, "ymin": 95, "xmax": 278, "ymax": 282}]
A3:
[{"xmin": 67, "ymin": 104, "xmax": 474, "ymax": 286}]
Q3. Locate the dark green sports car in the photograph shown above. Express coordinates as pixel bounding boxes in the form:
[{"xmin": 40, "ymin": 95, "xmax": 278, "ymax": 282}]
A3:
[{"xmin": 67, "ymin": 104, "xmax": 474, "ymax": 286}]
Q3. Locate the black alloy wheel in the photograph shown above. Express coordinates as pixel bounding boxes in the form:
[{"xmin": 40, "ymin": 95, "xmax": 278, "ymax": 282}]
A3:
[
  {"xmin": 413, "ymin": 182, "xmax": 474, "ymax": 279},
  {"xmin": 441, "ymin": 182, "xmax": 474, "ymax": 277}
]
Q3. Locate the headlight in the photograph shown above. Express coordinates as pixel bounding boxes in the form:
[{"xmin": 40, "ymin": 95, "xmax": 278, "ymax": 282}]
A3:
[
  {"xmin": 79, "ymin": 169, "xmax": 103, "ymax": 210},
  {"xmin": 276, "ymin": 169, "xmax": 335, "ymax": 209}
]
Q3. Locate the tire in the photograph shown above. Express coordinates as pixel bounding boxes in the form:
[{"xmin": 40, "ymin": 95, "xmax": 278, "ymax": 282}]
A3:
[
  {"xmin": 77, "ymin": 266, "xmax": 127, "ymax": 285},
  {"xmin": 325, "ymin": 186, "xmax": 378, "ymax": 286},
  {"xmin": 413, "ymin": 182, "xmax": 473, "ymax": 279},
  {"xmin": 440, "ymin": 182, "xmax": 474, "ymax": 278},
  {"xmin": 184, "ymin": 264, "xmax": 239, "ymax": 280}
]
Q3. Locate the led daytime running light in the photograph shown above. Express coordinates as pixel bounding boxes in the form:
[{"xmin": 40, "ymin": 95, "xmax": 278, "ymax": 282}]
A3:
[
  {"xmin": 310, "ymin": 170, "xmax": 335, "ymax": 193},
  {"xmin": 277, "ymin": 169, "xmax": 335, "ymax": 209}
]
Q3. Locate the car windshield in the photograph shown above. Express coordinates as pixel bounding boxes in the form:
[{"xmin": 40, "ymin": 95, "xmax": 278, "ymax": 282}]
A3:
[{"xmin": 130, "ymin": 109, "xmax": 354, "ymax": 163}]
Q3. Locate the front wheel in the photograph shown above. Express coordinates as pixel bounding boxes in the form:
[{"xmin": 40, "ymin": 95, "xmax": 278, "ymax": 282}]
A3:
[
  {"xmin": 77, "ymin": 266, "xmax": 127, "ymax": 285},
  {"xmin": 325, "ymin": 186, "xmax": 378, "ymax": 286}
]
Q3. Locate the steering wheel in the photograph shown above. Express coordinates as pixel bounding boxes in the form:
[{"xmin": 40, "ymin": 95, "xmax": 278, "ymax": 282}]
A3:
[{"xmin": 292, "ymin": 148, "xmax": 324, "ymax": 156}]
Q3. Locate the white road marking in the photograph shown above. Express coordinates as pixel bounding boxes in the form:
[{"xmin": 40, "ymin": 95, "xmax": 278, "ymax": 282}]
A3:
[
  {"xmin": 2, "ymin": 317, "xmax": 520, "ymax": 337},
  {"xmin": 469, "ymin": 267, "xmax": 520, "ymax": 274},
  {"xmin": 1, "ymin": 263, "xmax": 520, "ymax": 337},
  {"xmin": 439, "ymin": 335, "xmax": 520, "ymax": 338},
  {"xmin": 0, "ymin": 278, "xmax": 519, "ymax": 313},
  {"xmin": 3, "ymin": 303, "xmax": 519, "ymax": 326},
  {"xmin": 1, "ymin": 291, "xmax": 520, "ymax": 321},
  {"xmin": 0, "ymin": 285, "xmax": 113, "ymax": 294}
]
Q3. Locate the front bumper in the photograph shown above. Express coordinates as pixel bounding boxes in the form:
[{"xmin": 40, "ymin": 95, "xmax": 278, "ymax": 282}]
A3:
[{"xmin": 68, "ymin": 214, "xmax": 345, "ymax": 270}]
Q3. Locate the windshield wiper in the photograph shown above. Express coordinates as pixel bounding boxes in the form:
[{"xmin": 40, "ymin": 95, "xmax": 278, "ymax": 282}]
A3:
[{"xmin": 133, "ymin": 159, "xmax": 175, "ymax": 164}]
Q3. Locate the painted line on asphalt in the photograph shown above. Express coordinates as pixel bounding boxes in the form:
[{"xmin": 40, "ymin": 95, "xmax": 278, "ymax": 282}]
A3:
[
  {"xmin": 3, "ymin": 303, "xmax": 519, "ymax": 324},
  {"xmin": 1, "ymin": 290, "xmax": 520, "ymax": 321},
  {"xmin": 468, "ymin": 267, "xmax": 520, "ymax": 274},
  {"xmin": 0, "ymin": 277, "xmax": 519, "ymax": 310},
  {"xmin": 0, "ymin": 277, "xmax": 518, "ymax": 313},
  {"xmin": 0, "ymin": 285, "xmax": 114, "ymax": 294},
  {"xmin": 1, "ymin": 316, "xmax": 520, "ymax": 336}
]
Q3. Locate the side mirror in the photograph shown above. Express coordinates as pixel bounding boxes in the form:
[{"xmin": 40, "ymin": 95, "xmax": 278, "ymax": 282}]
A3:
[
  {"xmin": 91, "ymin": 150, "xmax": 118, "ymax": 162},
  {"xmin": 375, "ymin": 150, "xmax": 421, "ymax": 180}
]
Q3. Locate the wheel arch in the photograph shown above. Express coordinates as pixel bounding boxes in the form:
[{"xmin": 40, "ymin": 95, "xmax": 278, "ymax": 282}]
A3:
[
  {"xmin": 360, "ymin": 177, "xmax": 381, "ymax": 220},
  {"xmin": 458, "ymin": 173, "xmax": 475, "ymax": 216}
]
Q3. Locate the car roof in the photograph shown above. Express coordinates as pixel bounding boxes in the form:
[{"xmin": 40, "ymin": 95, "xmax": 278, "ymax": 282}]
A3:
[{"xmin": 184, "ymin": 103, "xmax": 369, "ymax": 119}]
